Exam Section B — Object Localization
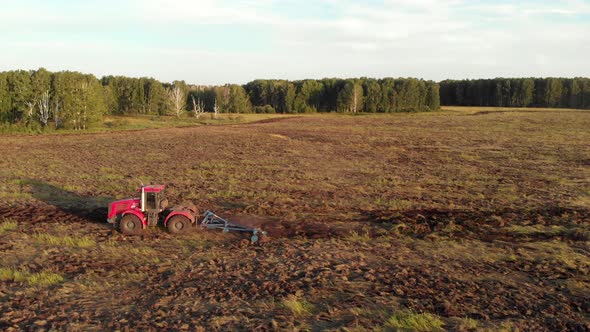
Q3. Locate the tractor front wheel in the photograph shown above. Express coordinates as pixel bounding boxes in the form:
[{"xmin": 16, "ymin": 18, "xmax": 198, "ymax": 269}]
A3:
[
  {"xmin": 117, "ymin": 214, "xmax": 144, "ymax": 235},
  {"xmin": 167, "ymin": 215, "xmax": 191, "ymax": 235}
]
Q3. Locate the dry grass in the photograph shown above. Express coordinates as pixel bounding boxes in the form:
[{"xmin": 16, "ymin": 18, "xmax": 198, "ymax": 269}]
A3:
[
  {"xmin": 382, "ymin": 309, "xmax": 445, "ymax": 332},
  {"xmin": 0, "ymin": 267, "xmax": 64, "ymax": 286},
  {"xmin": 33, "ymin": 233, "xmax": 96, "ymax": 247},
  {"xmin": 0, "ymin": 109, "xmax": 588, "ymax": 330},
  {"xmin": 0, "ymin": 218, "xmax": 17, "ymax": 234},
  {"xmin": 0, "ymin": 267, "xmax": 28, "ymax": 282},
  {"xmin": 455, "ymin": 317, "xmax": 480, "ymax": 331},
  {"xmin": 281, "ymin": 295, "xmax": 315, "ymax": 316},
  {"xmin": 27, "ymin": 271, "xmax": 65, "ymax": 285},
  {"xmin": 520, "ymin": 241, "xmax": 590, "ymax": 270},
  {"xmin": 345, "ymin": 230, "xmax": 372, "ymax": 243},
  {"xmin": 2, "ymin": 109, "xmax": 588, "ymax": 214}
]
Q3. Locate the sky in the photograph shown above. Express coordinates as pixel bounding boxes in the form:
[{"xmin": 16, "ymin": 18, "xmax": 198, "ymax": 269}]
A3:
[{"xmin": 0, "ymin": 0, "xmax": 589, "ymax": 85}]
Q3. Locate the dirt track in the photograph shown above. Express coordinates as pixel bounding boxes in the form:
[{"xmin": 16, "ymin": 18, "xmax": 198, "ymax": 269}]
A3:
[{"xmin": 0, "ymin": 112, "xmax": 589, "ymax": 331}]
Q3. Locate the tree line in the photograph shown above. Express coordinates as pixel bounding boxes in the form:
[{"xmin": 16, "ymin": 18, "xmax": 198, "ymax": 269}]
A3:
[
  {"xmin": 0, "ymin": 69, "xmax": 106, "ymax": 130},
  {"xmin": 440, "ymin": 78, "xmax": 590, "ymax": 109},
  {"xmin": 189, "ymin": 78, "xmax": 440, "ymax": 115},
  {"xmin": 0, "ymin": 68, "xmax": 440, "ymax": 130},
  {"xmin": 2, "ymin": 68, "xmax": 588, "ymax": 131}
]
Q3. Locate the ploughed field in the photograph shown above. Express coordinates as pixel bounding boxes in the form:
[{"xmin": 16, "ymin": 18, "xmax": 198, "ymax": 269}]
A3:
[{"xmin": 0, "ymin": 108, "xmax": 589, "ymax": 331}]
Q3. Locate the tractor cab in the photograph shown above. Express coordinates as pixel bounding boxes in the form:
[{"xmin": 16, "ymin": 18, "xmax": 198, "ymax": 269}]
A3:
[
  {"xmin": 139, "ymin": 185, "xmax": 168, "ymax": 227},
  {"xmin": 139, "ymin": 185, "xmax": 168, "ymax": 212}
]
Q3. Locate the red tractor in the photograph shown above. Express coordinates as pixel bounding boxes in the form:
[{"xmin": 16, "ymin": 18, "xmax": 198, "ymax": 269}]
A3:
[{"xmin": 107, "ymin": 185, "xmax": 266, "ymax": 242}]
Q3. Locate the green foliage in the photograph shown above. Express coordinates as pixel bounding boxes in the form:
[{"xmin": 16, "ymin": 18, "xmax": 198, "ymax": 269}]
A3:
[
  {"xmin": 427, "ymin": 83, "xmax": 440, "ymax": 111},
  {"xmin": 0, "ymin": 122, "xmax": 43, "ymax": 134},
  {"xmin": 214, "ymin": 84, "xmax": 252, "ymax": 113},
  {"xmin": 440, "ymin": 77, "xmax": 590, "ymax": 109},
  {"xmin": 245, "ymin": 77, "xmax": 439, "ymax": 113},
  {"xmin": 31, "ymin": 67, "xmax": 51, "ymax": 97},
  {"xmin": 5, "ymin": 70, "xmax": 32, "ymax": 122},
  {"xmin": 52, "ymin": 71, "xmax": 106, "ymax": 129},
  {"xmin": 0, "ymin": 68, "xmax": 112, "ymax": 129},
  {"xmin": 2, "ymin": 68, "xmax": 589, "ymax": 131},
  {"xmin": 188, "ymin": 88, "xmax": 216, "ymax": 113},
  {"xmin": 337, "ymin": 80, "xmax": 364, "ymax": 112},
  {"xmin": 228, "ymin": 84, "xmax": 252, "ymax": 113},
  {"xmin": 0, "ymin": 68, "xmax": 446, "ymax": 127},
  {"xmin": 101, "ymin": 76, "xmax": 169, "ymax": 115},
  {"xmin": 244, "ymin": 80, "xmax": 295, "ymax": 113},
  {"xmin": 363, "ymin": 78, "xmax": 382, "ymax": 112},
  {"xmin": 254, "ymin": 105, "xmax": 276, "ymax": 113},
  {"xmin": 376, "ymin": 78, "xmax": 438, "ymax": 112},
  {"xmin": 0, "ymin": 73, "xmax": 9, "ymax": 120},
  {"xmin": 294, "ymin": 80, "xmax": 322, "ymax": 113}
]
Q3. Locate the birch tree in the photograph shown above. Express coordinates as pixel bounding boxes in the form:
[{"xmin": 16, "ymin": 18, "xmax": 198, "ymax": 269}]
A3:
[
  {"xmin": 168, "ymin": 85, "xmax": 186, "ymax": 118},
  {"xmin": 213, "ymin": 99, "xmax": 219, "ymax": 119},
  {"xmin": 37, "ymin": 90, "xmax": 51, "ymax": 127},
  {"xmin": 336, "ymin": 81, "xmax": 363, "ymax": 113},
  {"xmin": 191, "ymin": 95, "xmax": 205, "ymax": 118},
  {"xmin": 25, "ymin": 101, "xmax": 35, "ymax": 119}
]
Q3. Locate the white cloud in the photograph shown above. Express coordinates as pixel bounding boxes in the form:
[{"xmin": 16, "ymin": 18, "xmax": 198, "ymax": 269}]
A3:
[
  {"xmin": 131, "ymin": 0, "xmax": 279, "ymax": 25},
  {"xmin": 0, "ymin": 0, "xmax": 588, "ymax": 83}
]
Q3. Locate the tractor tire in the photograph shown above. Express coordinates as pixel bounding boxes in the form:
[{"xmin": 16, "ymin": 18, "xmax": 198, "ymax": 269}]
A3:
[
  {"xmin": 117, "ymin": 214, "xmax": 144, "ymax": 235},
  {"xmin": 167, "ymin": 215, "xmax": 191, "ymax": 235}
]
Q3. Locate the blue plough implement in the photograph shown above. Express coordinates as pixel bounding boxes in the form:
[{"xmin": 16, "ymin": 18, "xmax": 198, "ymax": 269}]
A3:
[{"xmin": 200, "ymin": 210, "xmax": 267, "ymax": 243}]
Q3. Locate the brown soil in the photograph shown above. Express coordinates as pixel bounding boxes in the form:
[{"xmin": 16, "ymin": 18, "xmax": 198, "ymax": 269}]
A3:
[{"xmin": 0, "ymin": 111, "xmax": 589, "ymax": 331}]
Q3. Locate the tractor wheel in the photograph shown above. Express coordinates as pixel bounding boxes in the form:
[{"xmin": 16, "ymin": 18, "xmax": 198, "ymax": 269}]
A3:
[
  {"xmin": 167, "ymin": 215, "xmax": 191, "ymax": 235},
  {"xmin": 117, "ymin": 214, "xmax": 144, "ymax": 235}
]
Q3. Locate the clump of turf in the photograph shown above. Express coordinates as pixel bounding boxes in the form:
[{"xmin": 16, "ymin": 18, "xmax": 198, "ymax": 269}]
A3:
[
  {"xmin": 382, "ymin": 309, "xmax": 444, "ymax": 331},
  {"xmin": 0, "ymin": 267, "xmax": 64, "ymax": 286}
]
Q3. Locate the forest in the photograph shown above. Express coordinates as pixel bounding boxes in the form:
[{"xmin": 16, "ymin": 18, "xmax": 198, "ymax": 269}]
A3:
[
  {"xmin": 440, "ymin": 78, "xmax": 590, "ymax": 109},
  {"xmin": 1, "ymin": 68, "xmax": 589, "ymax": 131},
  {"xmin": 0, "ymin": 69, "xmax": 439, "ymax": 130}
]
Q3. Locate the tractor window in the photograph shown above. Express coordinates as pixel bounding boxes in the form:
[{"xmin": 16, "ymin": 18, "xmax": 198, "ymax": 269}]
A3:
[{"xmin": 145, "ymin": 192, "xmax": 157, "ymax": 210}]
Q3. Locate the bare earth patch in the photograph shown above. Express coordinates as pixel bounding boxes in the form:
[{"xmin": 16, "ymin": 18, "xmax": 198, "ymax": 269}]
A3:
[{"xmin": 0, "ymin": 110, "xmax": 589, "ymax": 331}]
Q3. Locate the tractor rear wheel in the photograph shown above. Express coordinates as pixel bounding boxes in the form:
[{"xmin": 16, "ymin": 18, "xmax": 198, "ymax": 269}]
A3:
[
  {"xmin": 118, "ymin": 214, "xmax": 144, "ymax": 235},
  {"xmin": 167, "ymin": 215, "xmax": 191, "ymax": 234}
]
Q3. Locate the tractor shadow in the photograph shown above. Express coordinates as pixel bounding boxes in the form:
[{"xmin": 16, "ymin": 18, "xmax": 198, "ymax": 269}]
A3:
[{"xmin": 25, "ymin": 179, "xmax": 115, "ymax": 225}]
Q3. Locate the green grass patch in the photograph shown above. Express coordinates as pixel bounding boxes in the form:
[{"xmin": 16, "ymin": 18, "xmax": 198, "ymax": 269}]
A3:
[
  {"xmin": 456, "ymin": 317, "xmax": 479, "ymax": 330},
  {"xmin": 345, "ymin": 230, "xmax": 372, "ymax": 243},
  {"xmin": 0, "ymin": 113, "xmax": 296, "ymax": 135},
  {"xmin": 0, "ymin": 267, "xmax": 64, "ymax": 286},
  {"xmin": 0, "ymin": 218, "xmax": 17, "ymax": 234},
  {"xmin": 505, "ymin": 224, "xmax": 589, "ymax": 241},
  {"xmin": 522, "ymin": 241, "xmax": 590, "ymax": 270},
  {"xmin": 33, "ymin": 233, "xmax": 96, "ymax": 247},
  {"xmin": 0, "ymin": 267, "xmax": 29, "ymax": 282},
  {"xmin": 505, "ymin": 224, "xmax": 565, "ymax": 236},
  {"xmin": 27, "ymin": 271, "xmax": 65, "ymax": 285},
  {"xmin": 382, "ymin": 309, "xmax": 444, "ymax": 332},
  {"xmin": 281, "ymin": 295, "xmax": 315, "ymax": 316}
]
